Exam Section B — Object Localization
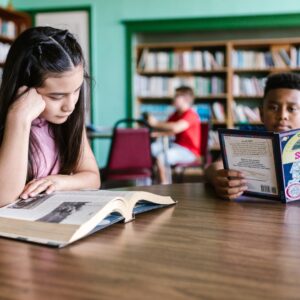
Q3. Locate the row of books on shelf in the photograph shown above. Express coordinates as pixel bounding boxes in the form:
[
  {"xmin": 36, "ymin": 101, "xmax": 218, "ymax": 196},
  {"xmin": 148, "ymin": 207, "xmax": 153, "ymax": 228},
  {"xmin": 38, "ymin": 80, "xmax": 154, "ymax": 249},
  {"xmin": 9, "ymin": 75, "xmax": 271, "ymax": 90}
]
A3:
[
  {"xmin": 139, "ymin": 102, "xmax": 226, "ymax": 124},
  {"xmin": 0, "ymin": 19, "xmax": 16, "ymax": 39},
  {"xmin": 232, "ymin": 48, "xmax": 300, "ymax": 69},
  {"xmin": 140, "ymin": 101, "xmax": 260, "ymax": 124},
  {"xmin": 138, "ymin": 46, "xmax": 300, "ymax": 72},
  {"xmin": 232, "ymin": 102, "xmax": 261, "ymax": 123},
  {"xmin": 138, "ymin": 49, "xmax": 225, "ymax": 71},
  {"xmin": 196, "ymin": 102, "xmax": 260, "ymax": 124},
  {"xmin": 195, "ymin": 102, "xmax": 226, "ymax": 122},
  {"xmin": 0, "ymin": 42, "xmax": 10, "ymax": 63},
  {"xmin": 233, "ymin": 75, "xmax": 266, "ymax": 96},
  {"xmin": 135, "ymin": 75, "xmax": 225, "ymax": 97}
]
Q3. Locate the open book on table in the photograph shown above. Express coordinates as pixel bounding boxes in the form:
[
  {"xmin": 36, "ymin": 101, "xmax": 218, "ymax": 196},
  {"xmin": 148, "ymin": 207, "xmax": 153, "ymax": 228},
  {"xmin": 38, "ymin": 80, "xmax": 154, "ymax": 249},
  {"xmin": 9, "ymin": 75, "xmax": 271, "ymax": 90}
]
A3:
[
  {"xmin": 218, "ymin": 128, "xmax": 300, "ymax": 203},
  {"xmin": 0, "ymin": 190, "xmax": 176, "ymax": 247}
]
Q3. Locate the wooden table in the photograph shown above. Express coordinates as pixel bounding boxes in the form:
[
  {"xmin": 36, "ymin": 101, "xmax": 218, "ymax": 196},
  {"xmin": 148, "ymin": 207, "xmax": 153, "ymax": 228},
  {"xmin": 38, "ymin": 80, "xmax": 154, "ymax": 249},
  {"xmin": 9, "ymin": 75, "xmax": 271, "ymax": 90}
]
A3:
[{"xmin": 2, "ymin": 183, "xmax": 300, "ymax": 300}]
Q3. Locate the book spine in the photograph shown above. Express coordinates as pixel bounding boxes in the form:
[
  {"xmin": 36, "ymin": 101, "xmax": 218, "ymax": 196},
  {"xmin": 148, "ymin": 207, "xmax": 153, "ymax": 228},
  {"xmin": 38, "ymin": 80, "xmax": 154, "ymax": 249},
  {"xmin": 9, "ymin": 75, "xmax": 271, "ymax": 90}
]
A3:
[{"xmin": 274, "ymin": 133, "xmax": 286, "ymax": 202}]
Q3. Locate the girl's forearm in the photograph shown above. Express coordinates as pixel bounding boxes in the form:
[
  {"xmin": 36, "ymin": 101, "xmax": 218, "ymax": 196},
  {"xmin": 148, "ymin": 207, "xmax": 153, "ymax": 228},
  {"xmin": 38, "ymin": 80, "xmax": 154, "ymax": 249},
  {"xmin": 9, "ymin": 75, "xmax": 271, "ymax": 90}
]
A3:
[
  {"xmin": 49, "ymin": 171, "xmax": 101, "ymax": 191},
  {"xmin": 0, "ymin": 114, "xmax": 31, "ymax": 204}
]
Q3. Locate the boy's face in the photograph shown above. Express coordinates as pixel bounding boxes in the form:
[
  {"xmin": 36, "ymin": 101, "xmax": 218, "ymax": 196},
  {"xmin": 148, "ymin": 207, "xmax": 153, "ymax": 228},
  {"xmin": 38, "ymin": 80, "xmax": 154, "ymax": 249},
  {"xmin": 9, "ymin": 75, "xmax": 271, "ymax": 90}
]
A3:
[
  {"xmin": 173, "ymin": 92, "xmax": 192, "ymax": 111},
  {"xmin": 261, "ymin": 88, "xmax": 300, "ymax": 132}
]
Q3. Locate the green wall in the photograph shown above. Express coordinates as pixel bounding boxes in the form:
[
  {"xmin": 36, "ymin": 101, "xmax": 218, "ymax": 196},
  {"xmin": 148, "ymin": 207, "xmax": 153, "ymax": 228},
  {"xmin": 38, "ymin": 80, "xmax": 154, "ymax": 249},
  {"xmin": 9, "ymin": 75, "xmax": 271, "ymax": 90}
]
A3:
[{"xmin": 4, "ymin": 0, "xmax": 300, "ymax": 165}]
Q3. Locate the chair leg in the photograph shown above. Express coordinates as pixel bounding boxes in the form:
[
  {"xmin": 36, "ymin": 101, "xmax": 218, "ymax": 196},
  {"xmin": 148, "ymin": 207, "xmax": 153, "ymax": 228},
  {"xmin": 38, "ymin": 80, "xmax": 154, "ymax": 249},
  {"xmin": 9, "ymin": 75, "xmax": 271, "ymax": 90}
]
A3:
[{"xmin": 173, "ymin": 166, "xmax": 184, "ymax": 183}]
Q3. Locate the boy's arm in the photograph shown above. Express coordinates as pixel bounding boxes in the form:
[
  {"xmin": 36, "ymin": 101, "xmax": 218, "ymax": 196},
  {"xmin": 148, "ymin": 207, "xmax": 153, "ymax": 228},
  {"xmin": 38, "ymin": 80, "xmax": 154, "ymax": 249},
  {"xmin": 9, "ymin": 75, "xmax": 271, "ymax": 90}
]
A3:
[
  {"xmin": 205, "ymin": 158, "xmax": 248, "ymax": 200},
  {"xmin": 147, "ymin": 114, "xmax": 189, "ymax": 134}
]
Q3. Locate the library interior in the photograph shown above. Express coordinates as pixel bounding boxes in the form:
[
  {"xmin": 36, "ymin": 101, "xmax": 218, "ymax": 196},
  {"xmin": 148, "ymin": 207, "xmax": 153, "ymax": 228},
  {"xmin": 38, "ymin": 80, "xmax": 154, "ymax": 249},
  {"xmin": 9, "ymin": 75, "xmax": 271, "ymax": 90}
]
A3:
[{"xmin": 1, "ymin": 0, "xmax": 300, "ymax": 299}]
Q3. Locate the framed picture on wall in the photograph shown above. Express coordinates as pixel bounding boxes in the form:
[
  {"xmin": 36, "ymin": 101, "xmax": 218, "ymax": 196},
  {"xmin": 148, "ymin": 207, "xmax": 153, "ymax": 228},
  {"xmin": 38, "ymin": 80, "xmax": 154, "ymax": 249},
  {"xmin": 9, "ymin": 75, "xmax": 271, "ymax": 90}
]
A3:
[{"xmin": 32, "ymin": 8, "xmax": 92, "ymax": 123}]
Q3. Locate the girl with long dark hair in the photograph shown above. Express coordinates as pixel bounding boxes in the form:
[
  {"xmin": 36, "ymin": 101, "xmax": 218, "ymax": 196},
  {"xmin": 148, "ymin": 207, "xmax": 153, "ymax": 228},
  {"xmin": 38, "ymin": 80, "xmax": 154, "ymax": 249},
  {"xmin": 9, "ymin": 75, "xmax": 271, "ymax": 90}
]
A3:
[{"xmin": 0, "ymin": 26, "xmax": 100, "ymax": 205}]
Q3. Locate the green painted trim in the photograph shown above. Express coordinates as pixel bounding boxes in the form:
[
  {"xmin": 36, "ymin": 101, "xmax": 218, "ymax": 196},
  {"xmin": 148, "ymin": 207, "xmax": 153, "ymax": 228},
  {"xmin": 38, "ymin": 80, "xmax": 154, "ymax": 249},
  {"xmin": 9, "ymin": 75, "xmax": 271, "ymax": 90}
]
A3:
[
  {"xmin": 125, "ymin": 27, "xmax": 133, "ymax": 119},
  {"xmin": 124, "ymin": 12, "xmax": 300, "ymax": 118},
  {"xmin": 123, "ymin": 13, "xmax": 300, "ymax": 32}
]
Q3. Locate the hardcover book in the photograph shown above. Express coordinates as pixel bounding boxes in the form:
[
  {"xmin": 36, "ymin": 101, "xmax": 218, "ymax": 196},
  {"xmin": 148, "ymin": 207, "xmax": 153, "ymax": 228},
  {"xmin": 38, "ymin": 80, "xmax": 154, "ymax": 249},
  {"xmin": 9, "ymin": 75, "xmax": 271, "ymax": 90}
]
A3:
[{"xmin": 0, "ymin": 190, "xmax": 176, "ymax": 247}]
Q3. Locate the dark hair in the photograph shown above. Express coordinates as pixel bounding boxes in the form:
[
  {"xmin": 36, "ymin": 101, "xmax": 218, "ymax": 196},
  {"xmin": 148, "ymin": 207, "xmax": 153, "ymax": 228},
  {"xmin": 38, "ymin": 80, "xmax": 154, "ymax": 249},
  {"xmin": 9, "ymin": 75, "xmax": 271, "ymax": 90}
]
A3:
[
  {"xmin": 264, "ymin": 72, "xmax": 300, "ymax": 97},
  {"xmin": 0, "ymin": 26, "xmax": 87, "ymax": 181},
  {"xmin": 175, "ymin": 86, "xmax": 194, "ymax": 105},
  {"xmin": 175, "ymin": 85, "xmax": 194, "ymax": 97}
]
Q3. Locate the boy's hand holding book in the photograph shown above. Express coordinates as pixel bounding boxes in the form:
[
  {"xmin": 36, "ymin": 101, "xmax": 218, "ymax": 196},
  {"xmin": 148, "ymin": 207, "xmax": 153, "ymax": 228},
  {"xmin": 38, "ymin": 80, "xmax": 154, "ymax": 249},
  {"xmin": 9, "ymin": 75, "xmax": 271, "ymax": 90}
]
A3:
[{"xmin": 212, "ymin": 169, "xmax": 247, "ymax": 200}]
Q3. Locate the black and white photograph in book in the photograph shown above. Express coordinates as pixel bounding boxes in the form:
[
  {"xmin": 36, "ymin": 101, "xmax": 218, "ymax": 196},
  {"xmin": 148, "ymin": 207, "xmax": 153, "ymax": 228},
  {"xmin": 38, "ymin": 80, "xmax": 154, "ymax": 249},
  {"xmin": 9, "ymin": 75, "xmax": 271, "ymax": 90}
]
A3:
[{"xmin": 37, "ymin": 202, "xmax": 89, "ymax": 223}]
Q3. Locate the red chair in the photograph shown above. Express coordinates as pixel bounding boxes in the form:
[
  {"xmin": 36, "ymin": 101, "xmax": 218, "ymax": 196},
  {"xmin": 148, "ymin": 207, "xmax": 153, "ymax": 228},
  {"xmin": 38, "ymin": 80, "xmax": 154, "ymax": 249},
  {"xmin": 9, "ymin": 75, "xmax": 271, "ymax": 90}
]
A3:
[
  {"xmin": 102, "ymin": 119, "xmax": 153, "ymax": 186},
  {"xmin": 173, "ymin": 122, "xmax": 210, "ymax": 182}
]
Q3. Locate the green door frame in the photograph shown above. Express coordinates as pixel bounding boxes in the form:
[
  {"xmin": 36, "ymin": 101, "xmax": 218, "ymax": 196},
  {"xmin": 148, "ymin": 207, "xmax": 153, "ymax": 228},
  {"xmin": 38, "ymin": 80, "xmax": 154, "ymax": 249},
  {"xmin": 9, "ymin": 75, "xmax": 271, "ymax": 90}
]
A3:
[{"xmin": 123, "ymin": 13, "xmax": 300, "ymax": 118}]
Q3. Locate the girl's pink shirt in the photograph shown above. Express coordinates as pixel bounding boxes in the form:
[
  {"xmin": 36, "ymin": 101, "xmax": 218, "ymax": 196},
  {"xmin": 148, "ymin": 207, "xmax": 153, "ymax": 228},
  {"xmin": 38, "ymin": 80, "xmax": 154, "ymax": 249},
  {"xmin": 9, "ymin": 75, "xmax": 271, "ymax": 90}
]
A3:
[{"xmin": 31, "ymin": 118, "xmax": 60, "ymax": 179}]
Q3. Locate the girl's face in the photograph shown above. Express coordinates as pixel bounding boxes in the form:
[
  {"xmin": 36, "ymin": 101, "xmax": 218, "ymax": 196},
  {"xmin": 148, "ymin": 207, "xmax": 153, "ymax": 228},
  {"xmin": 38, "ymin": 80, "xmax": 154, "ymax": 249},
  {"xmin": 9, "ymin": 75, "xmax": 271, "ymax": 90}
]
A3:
[{"xmin": 36, "ymin": 65, "xmax": 84, "ymax": 124}]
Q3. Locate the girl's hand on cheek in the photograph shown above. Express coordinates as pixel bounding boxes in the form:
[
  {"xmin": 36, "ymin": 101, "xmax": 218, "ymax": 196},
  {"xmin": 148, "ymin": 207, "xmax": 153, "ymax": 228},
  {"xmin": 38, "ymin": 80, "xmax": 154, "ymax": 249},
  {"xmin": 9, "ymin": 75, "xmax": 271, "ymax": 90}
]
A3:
[
  {"xmin": 8, "ymin": 86, "xmax": 46, "ymax": 123},
  {"xmin": 20, "ymin": 177, "xmax": 58, "ymax": 199}
]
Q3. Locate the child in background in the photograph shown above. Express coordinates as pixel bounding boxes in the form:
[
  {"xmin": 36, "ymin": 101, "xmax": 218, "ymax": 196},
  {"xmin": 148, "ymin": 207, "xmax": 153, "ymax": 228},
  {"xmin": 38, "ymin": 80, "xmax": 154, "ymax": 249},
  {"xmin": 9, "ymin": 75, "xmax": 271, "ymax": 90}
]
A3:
[
  {"xmin": 205, "ymin": 72, "xmax": 300, "ymax": 200},
  {"xmin": 0, "ymin": 26, "xmax": 100, "ymax": 206},
  {"xmin": 147, "ymin": 86, "xmax": 201, "ymax": 184}
]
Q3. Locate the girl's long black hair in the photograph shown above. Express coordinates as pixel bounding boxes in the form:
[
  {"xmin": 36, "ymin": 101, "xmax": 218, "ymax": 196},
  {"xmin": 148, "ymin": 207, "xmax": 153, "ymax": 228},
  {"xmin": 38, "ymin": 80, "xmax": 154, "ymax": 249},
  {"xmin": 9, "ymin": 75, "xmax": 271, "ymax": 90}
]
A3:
[{"xmin": 0, "ymin": 26, "xmax": 87, "ymax": 181}]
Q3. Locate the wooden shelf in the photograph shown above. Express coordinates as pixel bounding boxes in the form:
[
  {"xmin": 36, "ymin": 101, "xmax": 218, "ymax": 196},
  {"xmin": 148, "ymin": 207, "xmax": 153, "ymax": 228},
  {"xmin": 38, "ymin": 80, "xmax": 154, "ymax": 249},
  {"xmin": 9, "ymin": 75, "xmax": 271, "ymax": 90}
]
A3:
[
  {"xmin": 138, "ymin": 94, "xmax": 228, "ymax": 101},
  {"xmin": 234, "ymin": 95, "xmax": 263, "ymax": 99},
  {"xmin": 0, "ymin": 35, "xmax": 14, "ymax": 44},
  {"xmin": 233, "ymin": 67, "xmax": 300, "ymax": 73},
  {"xmin": 212, "ymin": 120, "xmax": 226, "ymax": 125},
  {"xmin": 137, "ymin": 68, "xmax": 227, "ymax": 76},
  {"xmin": 134, "ymin": 36, "xmax": 300, "ymax": 155},
  {"xmin": 0, "ymin": 8, "xmax": 30, "ymax": 74},
  {"xmin": 234, "ymin": 122, "xmax": 263, "ymax": 125}
]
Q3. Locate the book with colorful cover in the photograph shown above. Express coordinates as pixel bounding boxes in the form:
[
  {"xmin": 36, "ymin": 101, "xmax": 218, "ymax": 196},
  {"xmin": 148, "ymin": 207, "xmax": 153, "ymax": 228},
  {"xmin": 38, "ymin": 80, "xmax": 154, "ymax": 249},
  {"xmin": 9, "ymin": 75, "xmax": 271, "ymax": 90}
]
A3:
[{"xmin": 218, "ymin": 128, "xmax": 300, "ymax": 202}]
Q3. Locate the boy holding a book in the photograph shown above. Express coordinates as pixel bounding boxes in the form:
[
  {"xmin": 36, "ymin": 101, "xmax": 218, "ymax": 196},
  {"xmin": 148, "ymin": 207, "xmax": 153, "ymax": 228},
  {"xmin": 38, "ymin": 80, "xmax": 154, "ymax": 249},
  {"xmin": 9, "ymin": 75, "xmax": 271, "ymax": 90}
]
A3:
[
  {"xmin": 146, "ymin": 86, "xmax": 201, "ymax": 184},
  {"xmin": 206, "ymin": 72, "xmax": 300, "ymax": 199}
]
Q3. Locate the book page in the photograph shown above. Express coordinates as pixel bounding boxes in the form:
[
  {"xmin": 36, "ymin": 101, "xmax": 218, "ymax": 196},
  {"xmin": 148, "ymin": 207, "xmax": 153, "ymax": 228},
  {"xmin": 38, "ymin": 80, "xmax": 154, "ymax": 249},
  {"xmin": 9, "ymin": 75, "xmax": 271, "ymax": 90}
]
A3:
[
  {"xmin": 0, "ymin": 190, "xmax": 135, "ymax": 225},
  {"xmin": 223, "ymin": 135, "xmax": 278, "ymax": 195}
]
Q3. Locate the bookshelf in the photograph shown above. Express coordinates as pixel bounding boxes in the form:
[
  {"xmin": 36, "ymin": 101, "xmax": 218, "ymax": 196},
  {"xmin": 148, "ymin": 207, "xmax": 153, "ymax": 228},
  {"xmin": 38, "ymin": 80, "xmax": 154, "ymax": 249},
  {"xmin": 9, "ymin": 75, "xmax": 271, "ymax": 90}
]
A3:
[
  {"xmin": 0, "ymin": 7, "xmax": 30, "ymax": 79},
  {"xmin": 134, "ymin": 37, "xmax": 300, "ymax": 152}
]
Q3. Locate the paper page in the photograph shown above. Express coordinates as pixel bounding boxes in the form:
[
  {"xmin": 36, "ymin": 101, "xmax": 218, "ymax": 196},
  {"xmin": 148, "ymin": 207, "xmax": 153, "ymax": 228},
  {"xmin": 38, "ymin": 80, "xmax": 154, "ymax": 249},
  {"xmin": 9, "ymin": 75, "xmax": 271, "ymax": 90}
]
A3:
[
  {"xmin": 223, "ymin": 135, "xmax": 278, "ymax": 195},
  {"xmin": 0, "ymin": 190, "xmax": 135, "ymax": 225}
]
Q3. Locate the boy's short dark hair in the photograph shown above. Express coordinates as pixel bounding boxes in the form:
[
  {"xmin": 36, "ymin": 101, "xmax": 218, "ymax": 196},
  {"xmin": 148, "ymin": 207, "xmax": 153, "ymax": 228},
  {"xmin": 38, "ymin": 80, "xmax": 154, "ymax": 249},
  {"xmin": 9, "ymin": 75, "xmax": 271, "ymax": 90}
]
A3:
[
  {"xmin": 264, "ymin": 72, "xmax": 300, "ymax": 97},
  {"xmin": 175, "ymin": 86, "xmax": 194, "ymax": 105},
  {"xmin": 175, "ymin": 86, "xmax": 194, "ymax": 96}
]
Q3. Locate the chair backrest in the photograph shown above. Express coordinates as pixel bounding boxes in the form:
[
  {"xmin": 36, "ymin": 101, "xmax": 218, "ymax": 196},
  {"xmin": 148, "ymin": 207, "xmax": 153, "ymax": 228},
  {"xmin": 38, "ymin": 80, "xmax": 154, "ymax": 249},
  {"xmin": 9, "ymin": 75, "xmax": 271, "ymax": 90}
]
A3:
[
  {"xmin": 200, "ymin": 122, "xmax": 210, "ymax": 164},
  {"xmin": 106, "ymin": 119, "xmax": 153, "ymax": 171}
]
